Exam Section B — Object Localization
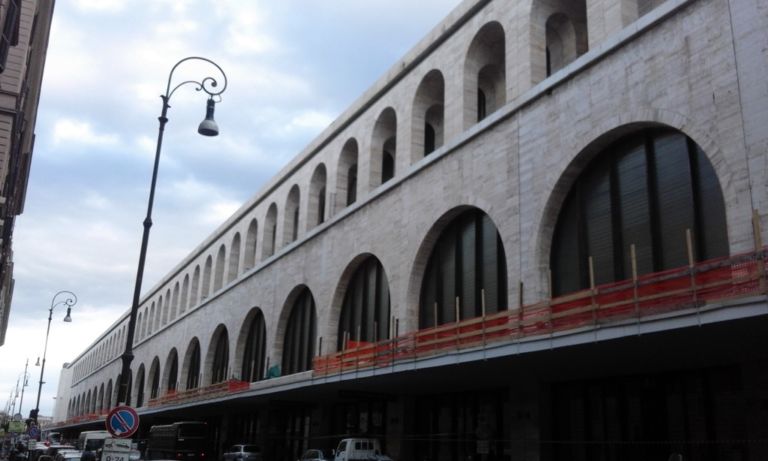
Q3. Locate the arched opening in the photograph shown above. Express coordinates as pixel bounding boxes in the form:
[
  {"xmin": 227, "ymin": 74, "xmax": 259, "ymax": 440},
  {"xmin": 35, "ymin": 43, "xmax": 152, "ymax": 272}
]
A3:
[
  {"xmin": 531, "ymin": 1, "xmax": 588, "ymax": 83},
  {"xmin": 309, "ymin": 164, "xmax": 328, "ymax": 229},
  {"xmin": 171, "ymin": 282, "xmax": 180, "ymax": 320},
  {"xmin": 202, "ymin": 255, "xmax": 213, "ymax": 300},
  {"xmin": 105, "ymin": 380, "xmax": 112, "ymax": 409},
  {"xmin": 337, "ymin": 139, "xmax": 359, "ymax": 210},
  {"xmin": 191, "ymin": 265, "xmax": 201, "ymax": 307},
  {"xmin": 228, "ymin": 233, "xmax": 241, "ymax": 283},
  {"xmin": 208, "ymin": 325, "xmax": 230, "ymax": 385},
  {"xmin": 263, "ymin": 203, "xmax": 278, "ymax": 258},
  {"xmin": 282, "ymin": 287, "xmax": 317, "ymax": 375},
  {"xmin": 134, "ymin": 365, "xmax": 145, "ymax": 408},
  {"xmin": 284, "ymin": 185, "xmax": 301, "ymax": 245},
  {"xmin": 412, "ymin": 70, "xmax": 445, "ymax": 159},
  {"xmin": 371, "ymin": 108, "xmax": 397, "ymax": 188},
  {"xmin": 464, "ymin": 22, "xmax": 506, "ymax": 127},
  {"xmin": 181, "ymin": 274, "xmax": 190, "ymax": 315},
  {"xmin": 165, "ymin": 348, "xmax": 178, "ymax": 392},
  {"xmin": 148, "ymin": 357, "xmax": 160, "ymax": 400},
  {"xmin": 148, "ymin": 304, "xmax": 155, "ymax": 336},
  {"xmin": 239, "ymin": 309, "xmax": 267, "ymax": 382},
  {"xmin": 97, "ymin": 383, "xmax": 104, "ymax": 412},
  {"xmin": 337, "ymin": 256, "xmax": 391, "ymax": 350},
  {"xmin": 419, "ymin": 208, "xmax": 508, "ymax": 328},
  {"xmin": 550, "ymin": 128, "xmax": 728, "ymax": 296},
  {"xmin": 183, "ymin": 339, "xmax": 201, "ymax": 390},
  {"xmin": 214, "ymin": 244, "xmax": 226, "ymax": 292},
  {"xmin": 136, "ymin": 313, "xmax": 142, "ymax": 343},
  {"xmin": 244, "ymin": 219, "xmax": 259, "ymax": 270}
]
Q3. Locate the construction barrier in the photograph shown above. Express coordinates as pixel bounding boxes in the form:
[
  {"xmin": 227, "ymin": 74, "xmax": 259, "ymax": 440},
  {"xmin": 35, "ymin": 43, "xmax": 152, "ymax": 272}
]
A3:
[{"xmin": 314, "ymin": 247, "xmax": 767, "ymax": 376}]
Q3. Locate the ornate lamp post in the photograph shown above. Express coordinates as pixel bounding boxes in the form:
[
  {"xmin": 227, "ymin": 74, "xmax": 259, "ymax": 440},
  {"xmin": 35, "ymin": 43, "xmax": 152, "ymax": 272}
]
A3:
[
  {"xmin": 32, "ymin": 291, "xmax": 77, "ymax": 424},
  {"xmin": 115, "ymin": 57, "xmax": 227, "ymax": 406}
]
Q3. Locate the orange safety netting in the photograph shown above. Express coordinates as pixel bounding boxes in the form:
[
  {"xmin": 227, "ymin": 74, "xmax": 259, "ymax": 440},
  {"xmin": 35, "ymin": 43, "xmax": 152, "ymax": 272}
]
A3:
[{"xmin": 314, "ymin": 247, "xmax": 767, "ymax": 376}]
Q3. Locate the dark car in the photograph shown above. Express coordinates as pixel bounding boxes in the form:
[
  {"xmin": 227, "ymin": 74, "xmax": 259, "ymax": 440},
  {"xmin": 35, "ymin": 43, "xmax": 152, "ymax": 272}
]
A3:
[
  {"xmin": 299, "ymin": 449, "xmax": 331, "ymax": 461},
  {"xmin": 221, "ymin": 445, "xmax": 261, "ymax": 461}
]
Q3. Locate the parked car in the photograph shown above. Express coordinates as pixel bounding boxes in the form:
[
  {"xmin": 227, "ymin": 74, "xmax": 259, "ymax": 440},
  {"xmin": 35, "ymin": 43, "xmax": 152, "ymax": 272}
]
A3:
[
  {"xmin": 299, "ymin": 448, "xmax": 331, "ymax": 461},
  {"xmin": 221, "ymin": 445, "xmax": 261, "ymax": 461},
  {"xmin": 54, "ymin": 451, "xmax": 81, "ymax": 461}
]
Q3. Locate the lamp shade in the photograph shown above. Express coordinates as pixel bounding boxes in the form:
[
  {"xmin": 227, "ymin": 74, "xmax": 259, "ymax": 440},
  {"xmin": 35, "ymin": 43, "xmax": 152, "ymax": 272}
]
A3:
[{"xmin": 197, "ymin": 98, "xmax": 219, "ymax": 136}]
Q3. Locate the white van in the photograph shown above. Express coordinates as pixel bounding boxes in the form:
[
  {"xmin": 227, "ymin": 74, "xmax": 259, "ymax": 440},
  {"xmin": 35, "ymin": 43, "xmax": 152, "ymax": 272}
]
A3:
[
  {"xmin": 333, "ymin": 438, "xmax": 391, "ymax": 461},
  {"xmin": 77, "ymin": 430, "xmax": 111, "ymax": 456}
]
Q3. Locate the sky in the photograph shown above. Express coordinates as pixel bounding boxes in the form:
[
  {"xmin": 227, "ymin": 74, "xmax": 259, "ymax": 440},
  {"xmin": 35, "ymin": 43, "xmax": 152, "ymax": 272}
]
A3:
[{"xmin": 0, "ymin": 0, "xmax": 463, "ymax": 419}]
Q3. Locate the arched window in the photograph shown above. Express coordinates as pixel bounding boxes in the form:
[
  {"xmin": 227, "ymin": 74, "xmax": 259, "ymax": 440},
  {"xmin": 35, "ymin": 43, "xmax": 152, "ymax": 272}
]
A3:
[
  {"xmin": 420, "ymin": 208, "xmax": 508, "ymax": 328},
  {"xmin": 337, "ymin": 139, "xmax": 359, "ymax": 209},
  {"xmin": 309, "ymin": 164, "xmax": 327, "ymax": 228},
  {"xmin": 135, "ymin": 365, "xmax": 145, "ymax": 408},
  {"xmin": 149, "ymin": 357, "xmax": 160, "ymax": 399},
  {"xmin": 551, "ymin": 128, "xmax": 728, "ymax": 296},
  {"xmin": 338, "ymin": 256, "xmax": 391, "ymax": 350},
  {"xmin": 214, "ymin": 245, "xmax": 226, "ymax": 292},
  {"xmin": 97, "ymin": 384, "xmax": 104, "ymax": 412},
  {"xmin": 532, "ymin": 1, "xmax": 587, "ymax": 82},
  {"xmin": 159, "ymin": 295, "xmax": 167, "ymax": 325},
  {"xmin": 263, "ymin": 203, "xmax": 278, "ymax": 258},
  {"xmin": 136, "ymin": 313, "xmax": 142, "ymax": 343},
  {"xmin": 105, "ymin": 380, "xmax": 112, "ymax": 409},
  {"xmin": 181, "ymin": 274, "xmax": 190, "ymax": 315},
  {"xmin": 240, "ymin": 310, "xmax": 266, "ymax": 382},
  {"xmin": 371, "ymin": 108, "xmax": 397, "ymax": 187},
  {"xmin": 228, "ymin": 233, "xmax": 241, "ymax": 283},
  {"xmin": 282, "ymin": 287, "xmax": 317, "ymax": 375},
  {"xmin": 244, "ymin": 219, "xmax": 258, "ymax": 270},
  {"xmin": 166, "ymin": 349, "xmax": 178, "ymax": 392},
  {"xmin": 285, "ymin": 185, "xmax": 301, "ymax": 245},
  {"xmin": 464, "ymin": 22, "xmax": 506, "ymax": 127},
  {"xmin": 202, "ymin": 255, "xmax": 213, "ymax": 299},
  {"xmin": 148, "ymin": 304, "xmax": 155, "ymax": 336},
  {"xmin": 164, "ymin": 289, "xmax": 171, "ymax": 324},
  {"xmin": 184, "ymin": 339, "xmax": 201, "ymax": 390},
  {"xmin": 412, "ymin": 70, "xmax": 445, "ymax": 159},
  {"xmin": 124, "ymin": 370, "xmax": 132, "ymax": 406},
  {"xmin": 191, "ymin": 265, "xmax": 201, "ymax": 307},
  {"xmin": 171, "ymin": 282, "xmax": 180, "ymax": 320},
  {"xmin": 209, "ymin": 328, "xmax": 229, "ymax": 385}
]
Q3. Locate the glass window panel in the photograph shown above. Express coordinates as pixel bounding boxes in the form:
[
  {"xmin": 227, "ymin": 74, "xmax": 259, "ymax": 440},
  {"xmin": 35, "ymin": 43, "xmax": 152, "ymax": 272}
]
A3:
[
  {"xmin": 481, "ymin": 213, "xmax": 501, "ymax": 313},
  {"xmin": 617, "ymin": 143, "xmax": 654, "ymax": 276},
  {"xmin": 583, "ymin": 163, "xmax": 615, "ymax": 285},
  {"xmin": 694, "ymin": 146, "xmax": 728, "ymax": 260},
  {"xmin": 654, "ymin": 134, "xmax": 695, "ymax": 269},
  {"xmin": 460, "ymin": 217, "xmax": 476, "ymax": 319}
]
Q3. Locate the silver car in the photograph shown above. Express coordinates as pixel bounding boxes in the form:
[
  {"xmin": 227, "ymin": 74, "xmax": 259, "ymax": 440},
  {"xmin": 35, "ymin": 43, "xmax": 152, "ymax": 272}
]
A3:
[{"xmin": 222, "ymin": 445, "xmax": 261, "ymax": 461}]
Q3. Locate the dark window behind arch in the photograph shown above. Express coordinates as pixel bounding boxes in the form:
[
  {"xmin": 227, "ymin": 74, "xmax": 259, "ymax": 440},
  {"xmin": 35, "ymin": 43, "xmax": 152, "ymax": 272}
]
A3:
[
  {"xmin": 211, "ymin": 330, "xmax": 229, "ymax": 384},
  {"xmin": 382, "ymin": 139, "xmax": 395, "ymax": 184},
  {"xmin": 167, "ymin": 352, "xmax": 178, "ymax": 391},
  {"xmin": 241, "ymin": 311, "xmax": 267, "ymax": 382},
  {"xmin": 186, "ymin": 342, "xmax": 201, "ymax": 390},
  {"xmin": 551, "ymin": 129, "xmax": 728, "ymax": 296},
  {"xmin": 282, "ymin": 288, "xmax": 317, "ymax": 375},
  {"xmin": 425, "ymin": 123, "xmax": 436, "ymax": 156},
  {"xmin": 338, "ymin": 257, "xmax": 391, "ymax": 350},
  {"xmin": 419, "ymin": 209, "xmax": 508, "ymax": 328},
  {"xmin": 347, "ymin": 164, "xmax": 358, "ymax": 205}
]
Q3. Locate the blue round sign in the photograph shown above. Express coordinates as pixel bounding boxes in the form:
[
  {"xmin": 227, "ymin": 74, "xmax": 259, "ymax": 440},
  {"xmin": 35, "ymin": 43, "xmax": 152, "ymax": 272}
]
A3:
[
  {"xmin": 27, "ymin": 426, "xmax": 39, "ymax": 438},
  {"xmin": 106, "ymin": 406, "xmax": 139, "ymax": 438}
]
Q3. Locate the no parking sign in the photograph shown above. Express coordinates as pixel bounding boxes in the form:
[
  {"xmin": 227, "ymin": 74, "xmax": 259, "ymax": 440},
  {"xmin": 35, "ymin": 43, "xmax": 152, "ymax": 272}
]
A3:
[{"xmin": 106, "ymin": 406, "xmax": 140, "ymax": 438}]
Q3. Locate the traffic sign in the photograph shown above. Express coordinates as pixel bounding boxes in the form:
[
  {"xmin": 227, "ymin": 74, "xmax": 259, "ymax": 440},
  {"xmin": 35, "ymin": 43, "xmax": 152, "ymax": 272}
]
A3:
[
  {"xmin": 106, "ymin": 406, "xmax": 140, "ymax": 438},
  {"xmin": 102, "ymin": 437, "xmax": 132, "ymax": 461},
  {"xmin": 27, "ymin": 426, "xmax": 40, "ymax": 438}
]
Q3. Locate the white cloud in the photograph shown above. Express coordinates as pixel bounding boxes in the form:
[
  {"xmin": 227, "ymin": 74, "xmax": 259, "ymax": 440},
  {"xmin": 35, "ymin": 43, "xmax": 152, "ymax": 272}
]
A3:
[
  {"xmin": 203, "ymin": 200, "xmax": 243, "ymax": 225},
  {"xmin": 74, "ymin": 0, "xmax": 125, "ymax": 13},
  {"xmin": 52, "ymin": 118, "xmax": 119, "ymax": 147},
  {"xmin": 83, "ymin": 192, "xmax": 111, "ymax": 210},
  {"xmin": 289, "ymin": 110, "xmax": 335, "ymax": 131}
]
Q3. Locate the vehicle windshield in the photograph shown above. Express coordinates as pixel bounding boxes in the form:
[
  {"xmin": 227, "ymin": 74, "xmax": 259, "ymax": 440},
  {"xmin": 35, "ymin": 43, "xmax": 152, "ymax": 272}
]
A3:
[{"xmin": 85, "ymin": 440, "xmax": 104, "ymax": 452}]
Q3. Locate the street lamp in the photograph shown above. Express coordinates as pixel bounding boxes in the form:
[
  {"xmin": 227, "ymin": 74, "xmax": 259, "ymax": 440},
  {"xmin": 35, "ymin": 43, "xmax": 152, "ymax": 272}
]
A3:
[
  {"xmin": 115, "ymin": 57, "xmax": 227, "ymax": 406},
  {"xmin": 32, "ymin": 291, "xmax": 77, "ymax": 425}
]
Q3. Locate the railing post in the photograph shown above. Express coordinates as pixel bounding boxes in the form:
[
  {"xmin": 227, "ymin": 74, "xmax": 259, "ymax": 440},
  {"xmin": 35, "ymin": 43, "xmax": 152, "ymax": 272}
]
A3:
[
  {"xmin": 686, "ymin": 229, "xmax": 699, "ymax": 322},
  {"xmin": 589, "ymin": 256, "xmax": 597, "ymax": 332},
  {"xmin": 753, "ymin": 209, "xmax": 766, "ymax": 294}
]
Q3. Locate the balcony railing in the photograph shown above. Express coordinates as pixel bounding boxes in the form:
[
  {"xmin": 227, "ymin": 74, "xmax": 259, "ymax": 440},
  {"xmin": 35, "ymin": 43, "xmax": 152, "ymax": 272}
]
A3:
[
  {"xmin": 146, "ymin": 379, "xmax": 249, "ymax": 407},
  {"xmin": 314, "ymin": 246, "xmax": 767, "ymax": 376}
]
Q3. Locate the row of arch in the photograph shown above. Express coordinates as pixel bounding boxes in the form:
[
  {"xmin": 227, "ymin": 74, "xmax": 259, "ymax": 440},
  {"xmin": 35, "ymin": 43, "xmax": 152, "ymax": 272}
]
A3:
[
  {"xmin": 68, "ymin": 124, "xmax": 727, "ymax": 416},
  {"xmin": 70, "ymin": 0, "xmax": 671, "ymax": 385}
]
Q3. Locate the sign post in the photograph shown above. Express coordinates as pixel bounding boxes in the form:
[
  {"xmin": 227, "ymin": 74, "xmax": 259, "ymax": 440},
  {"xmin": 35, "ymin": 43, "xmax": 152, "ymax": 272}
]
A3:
[{"xmin": 105, "ymin": 406, "xmax": 140, "ymax": 439}]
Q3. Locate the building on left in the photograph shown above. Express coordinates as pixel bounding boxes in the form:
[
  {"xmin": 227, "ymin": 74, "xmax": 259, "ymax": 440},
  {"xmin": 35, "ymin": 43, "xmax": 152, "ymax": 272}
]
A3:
[{"xmin": 0, "ymin": 0, "xmax": 55, "ymax": 346}]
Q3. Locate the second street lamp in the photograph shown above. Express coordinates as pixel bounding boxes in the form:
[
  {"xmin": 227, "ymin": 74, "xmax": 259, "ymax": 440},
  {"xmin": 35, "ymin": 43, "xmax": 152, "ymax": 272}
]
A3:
[
  {"xmin": 115, "ymin": 57, "xmax": 227, "ymax": 406},
  {"xmin": 32, "ymin": 290, "xmax": 77, "ymax": 425}
]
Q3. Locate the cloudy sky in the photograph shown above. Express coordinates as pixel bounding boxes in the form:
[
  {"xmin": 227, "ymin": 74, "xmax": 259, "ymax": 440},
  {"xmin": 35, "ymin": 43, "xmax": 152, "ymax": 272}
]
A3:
[{"xmin": 0, "ymin": 0, "xmax": 463, "ymax": 418}]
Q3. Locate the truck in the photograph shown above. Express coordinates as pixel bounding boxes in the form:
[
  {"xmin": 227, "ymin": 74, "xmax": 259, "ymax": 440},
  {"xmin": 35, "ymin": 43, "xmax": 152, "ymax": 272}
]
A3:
[{"xmin": 332, "ymin": 438, "xmax": 391, "ymax": 461}]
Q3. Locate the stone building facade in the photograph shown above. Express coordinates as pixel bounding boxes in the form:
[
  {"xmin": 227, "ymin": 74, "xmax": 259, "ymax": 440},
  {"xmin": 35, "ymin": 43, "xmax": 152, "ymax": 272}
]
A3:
[
  {"xmin": 53, "ymin": 1, "xmax": 768, "ymax": 460},
  {"xmin": 0, "ymin": 0, "xmax": 54, "ymax": 346}
]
